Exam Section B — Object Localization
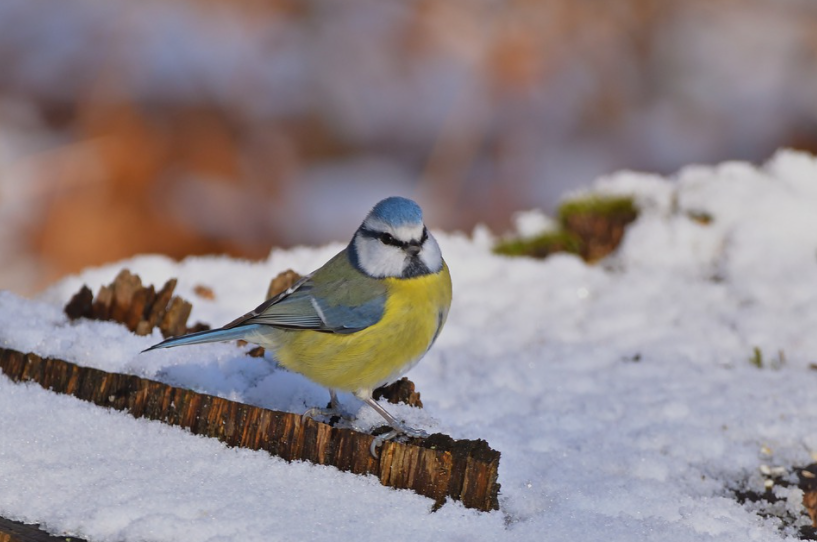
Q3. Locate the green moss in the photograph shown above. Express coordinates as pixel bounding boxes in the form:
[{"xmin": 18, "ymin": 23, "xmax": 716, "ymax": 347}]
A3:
[
  {"xmin": 749, "ymin": 346, "xmax": 763, "ymax": 369},
  {"xmin": 686, "ymin": 210, "xmax": 714, "ymax": 225},
  {"xmin": 560, "ymin": 194, "xmax": 638, "ymax": 262},
  {"xmin": 494, "ymin": 230, "xmax": 582, "ymax": 259},
  {"xmin": 494, "ymin": 194, "xmax": 638, "ymax": 261},
  {"xmin": 557, "ymin": 195, "xmax": 638, "ymax": 226},
  {"xmin": 749, "ymin": 347, "xmax": 787, "ymax": 370}
]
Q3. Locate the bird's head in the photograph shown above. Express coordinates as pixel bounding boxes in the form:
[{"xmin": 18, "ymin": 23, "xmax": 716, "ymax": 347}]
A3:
[{"xmin": 350, "ymin": 197, "xmax": 443, "ymax": 279}]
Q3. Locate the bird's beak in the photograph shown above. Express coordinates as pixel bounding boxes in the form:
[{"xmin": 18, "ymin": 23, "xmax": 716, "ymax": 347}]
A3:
[{"xmin": 406, "ymin": 244, "xmax": 421, "ymax": 256}]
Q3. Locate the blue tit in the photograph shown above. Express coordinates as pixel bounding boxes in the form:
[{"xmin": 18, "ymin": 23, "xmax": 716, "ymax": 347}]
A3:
[{"xmin": 144, "ymin": 196, "xmax": 452, "ymax": 455}]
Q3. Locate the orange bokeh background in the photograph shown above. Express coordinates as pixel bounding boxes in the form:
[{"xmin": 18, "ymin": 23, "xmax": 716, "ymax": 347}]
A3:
[{"xmin": 1, "ymin": 0, "xmax": 816, "ymax": 294}]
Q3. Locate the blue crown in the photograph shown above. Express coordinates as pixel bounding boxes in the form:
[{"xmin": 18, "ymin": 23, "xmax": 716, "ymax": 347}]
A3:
[{"xmin": 368, "ymin": 197, "xmax": 423, "ymax": 226}]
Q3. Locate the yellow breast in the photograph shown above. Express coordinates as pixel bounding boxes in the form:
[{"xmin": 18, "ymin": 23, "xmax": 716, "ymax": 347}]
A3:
[{"xmin": 272, "ymin": 262, "xmax": 452, "ymax": 393}]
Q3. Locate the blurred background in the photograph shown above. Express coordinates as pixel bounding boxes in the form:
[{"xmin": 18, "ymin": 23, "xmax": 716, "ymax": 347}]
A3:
[{"xmin": 1, "ymin": 0, "xmax": 816, "ymax": 295}]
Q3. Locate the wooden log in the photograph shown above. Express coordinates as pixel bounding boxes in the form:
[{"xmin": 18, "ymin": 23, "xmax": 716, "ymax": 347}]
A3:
[
  {"xmin": 63, "ymin": 286, "xmax": 92, "ymax": 321},
  {"xmin": 65, "ymin": 272, "xmax": 194, "ymax": 338},
  {"xmin": 373, "ymin": 377, "xmax": 423, "ymax": 408},
  {"xmin": 0, "ymin": 516, "xmax": 85, "ymax": 542},
  {"xmin": 0, "ymin": 347, "xmax": 501, "ymax": 511},
  {"xmin": 800, "ymin": 464, "xmax": 817, "ymax": 530},
  {"xmin": 108, "ymin": 269, "xmax": 142, "ymax": 327},
  {"xmin": 144, "ymin": 278, "xmax": 178, "ymax": 331},
  {"xmin": 158, "ymin": 297, "xmax": 192, "ymax": 338}
]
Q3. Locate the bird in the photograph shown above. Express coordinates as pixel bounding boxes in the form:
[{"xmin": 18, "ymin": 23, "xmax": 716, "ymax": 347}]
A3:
[{"xmin": 144, "ymin": 196, "xmax": 452, "ymax": 456}]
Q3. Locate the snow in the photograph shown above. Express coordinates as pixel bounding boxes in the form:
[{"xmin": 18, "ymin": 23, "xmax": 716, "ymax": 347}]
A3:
[{"xmin": 3, "ymin": 149, "xmax": 817, "ymax": 540}]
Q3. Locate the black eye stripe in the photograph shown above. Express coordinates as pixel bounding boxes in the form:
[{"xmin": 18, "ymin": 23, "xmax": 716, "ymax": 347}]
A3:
[
  {"xmin": 359, "ymin": 227, "xmax": 426, "ymax": 249},
  {"xmin": 379, "ymin": 232, "xmax": 403, "ymax": 247}
]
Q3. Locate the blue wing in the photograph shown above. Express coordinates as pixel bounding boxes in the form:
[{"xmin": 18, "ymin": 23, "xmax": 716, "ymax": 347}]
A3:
[
  {"xmin": 144, "ymin": 250, "xmax": 387, "ymax": 352},
  {"xmin": 224, "ymin": 251, "xmax": 387, "ymax": 334},
  {"xmin": 142, "ymin": 324, "xmax": 266, "ymax": 352}
]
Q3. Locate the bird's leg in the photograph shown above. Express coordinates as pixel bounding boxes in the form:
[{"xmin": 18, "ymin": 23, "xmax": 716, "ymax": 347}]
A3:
[
  {"xmin": 301, "ymin": 389, "xmax": 352, "ymax": 426},
  {"xmin": 355, "ymin": 392, "xmax": 428, "ymax": 458},
  {"xmin": 328, "ymin": 389, "xmax": 342, "ymax": 411}
]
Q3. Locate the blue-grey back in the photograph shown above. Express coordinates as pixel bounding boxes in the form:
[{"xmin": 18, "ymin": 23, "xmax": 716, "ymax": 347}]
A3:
[{"xmin": 224, "ymin": 250, "xmax": 387, "ymax": 334}]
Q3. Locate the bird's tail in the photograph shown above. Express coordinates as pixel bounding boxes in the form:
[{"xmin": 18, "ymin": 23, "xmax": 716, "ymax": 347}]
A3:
[{"xmin": 142, "ymin": 324, "xmax": 263, "ymax": 353}]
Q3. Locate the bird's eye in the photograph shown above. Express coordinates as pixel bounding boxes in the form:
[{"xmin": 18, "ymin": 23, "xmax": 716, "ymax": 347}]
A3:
[{"xmin": 379, "ymin": 232, "xmax": 397, "ymax": 245}]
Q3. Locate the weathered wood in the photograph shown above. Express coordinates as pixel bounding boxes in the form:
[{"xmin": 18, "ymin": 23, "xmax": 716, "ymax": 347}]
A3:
[
  {"xmin": 145, "ymin": 278, "xmax": 177, "ymax": 331},
  {"xmin": 158, "ymin": 296, "xmax": 192, "ymax": 338},
  {"xmin": 801, "ymin": 464, "xmax": 817, "ymax": 529},
  {"xmin": 108, "ymin": 269, "xmax": 141, "ymax": 326},
  {"xmin": 66, "ymin": 271, "xmax": 196, "ymax": 339},
  {"xmin": 373, "ymin": 377, "xmax": 423, "ymax": 408},
  {"xmin": 0, "ymin": 516, "xmax": 85, "ymax": 542},
  {"xmin": 0, "ymin": 347, "xmax": 501, "ymax": 511},
  {"xmin": 63, "ymin": 286, "xmax": 92, "ymax": 321}
]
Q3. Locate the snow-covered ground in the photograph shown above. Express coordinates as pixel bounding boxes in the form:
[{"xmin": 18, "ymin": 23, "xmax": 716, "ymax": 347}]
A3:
[{"xmin": 2, "ymin": 150, "xmax": 817, "ymax": 541}]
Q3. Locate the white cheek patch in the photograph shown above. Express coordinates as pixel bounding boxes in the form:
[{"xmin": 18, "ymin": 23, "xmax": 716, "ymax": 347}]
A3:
[
  {"xmin": 354, "ymin": 222, "xmax": 444, "ymax": 278},
  {"xmin": 419, "ymin": 232, "xmax": 443, "ymax": 273},
  {"xmin": 354, "ymin": 235, "xmax": 407, "ymax": 278}
]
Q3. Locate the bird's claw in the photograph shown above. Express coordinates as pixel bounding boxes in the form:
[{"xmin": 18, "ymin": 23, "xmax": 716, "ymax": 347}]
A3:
[
  {"xmin": 302, "ymin": 390, "xmax": 352, "ymax": 426},
  {"xmin": 369, "ymin": 424, "xmax": 429, "ymax": 459},
  {"xmin": 301, "ymin": 406, "xmax": 351, "ymax": 426}
]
